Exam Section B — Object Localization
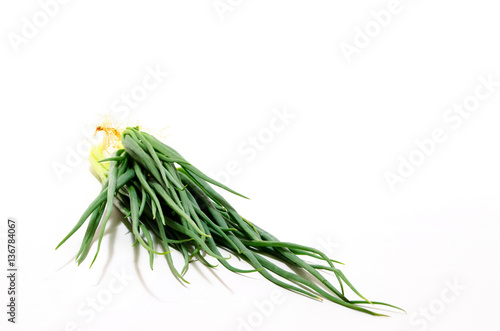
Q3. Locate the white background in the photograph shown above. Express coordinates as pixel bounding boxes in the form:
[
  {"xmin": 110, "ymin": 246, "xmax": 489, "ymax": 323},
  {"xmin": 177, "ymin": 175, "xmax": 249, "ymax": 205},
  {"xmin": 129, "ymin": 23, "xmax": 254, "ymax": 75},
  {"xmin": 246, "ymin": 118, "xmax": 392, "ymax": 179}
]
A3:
[{"xmin": 1, "ymin": 1, "xmax": 499, "ymax": 330}]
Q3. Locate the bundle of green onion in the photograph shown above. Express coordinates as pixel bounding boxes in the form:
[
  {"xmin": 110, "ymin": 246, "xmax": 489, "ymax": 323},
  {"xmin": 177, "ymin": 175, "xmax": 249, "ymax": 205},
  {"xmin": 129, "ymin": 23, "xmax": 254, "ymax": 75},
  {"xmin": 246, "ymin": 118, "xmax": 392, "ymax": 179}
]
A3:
[{"xmin": 57, "ymin": 126, "xmax": 401, "ymax": 316}]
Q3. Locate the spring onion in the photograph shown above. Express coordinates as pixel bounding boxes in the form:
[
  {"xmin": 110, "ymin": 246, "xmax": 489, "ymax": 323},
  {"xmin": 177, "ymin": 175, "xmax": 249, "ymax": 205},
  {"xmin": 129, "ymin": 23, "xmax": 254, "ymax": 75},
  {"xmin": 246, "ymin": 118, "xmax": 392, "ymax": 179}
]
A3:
[{"xmin": 56, "ymin": 125, "xmax": 402, "ymax": 316}]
